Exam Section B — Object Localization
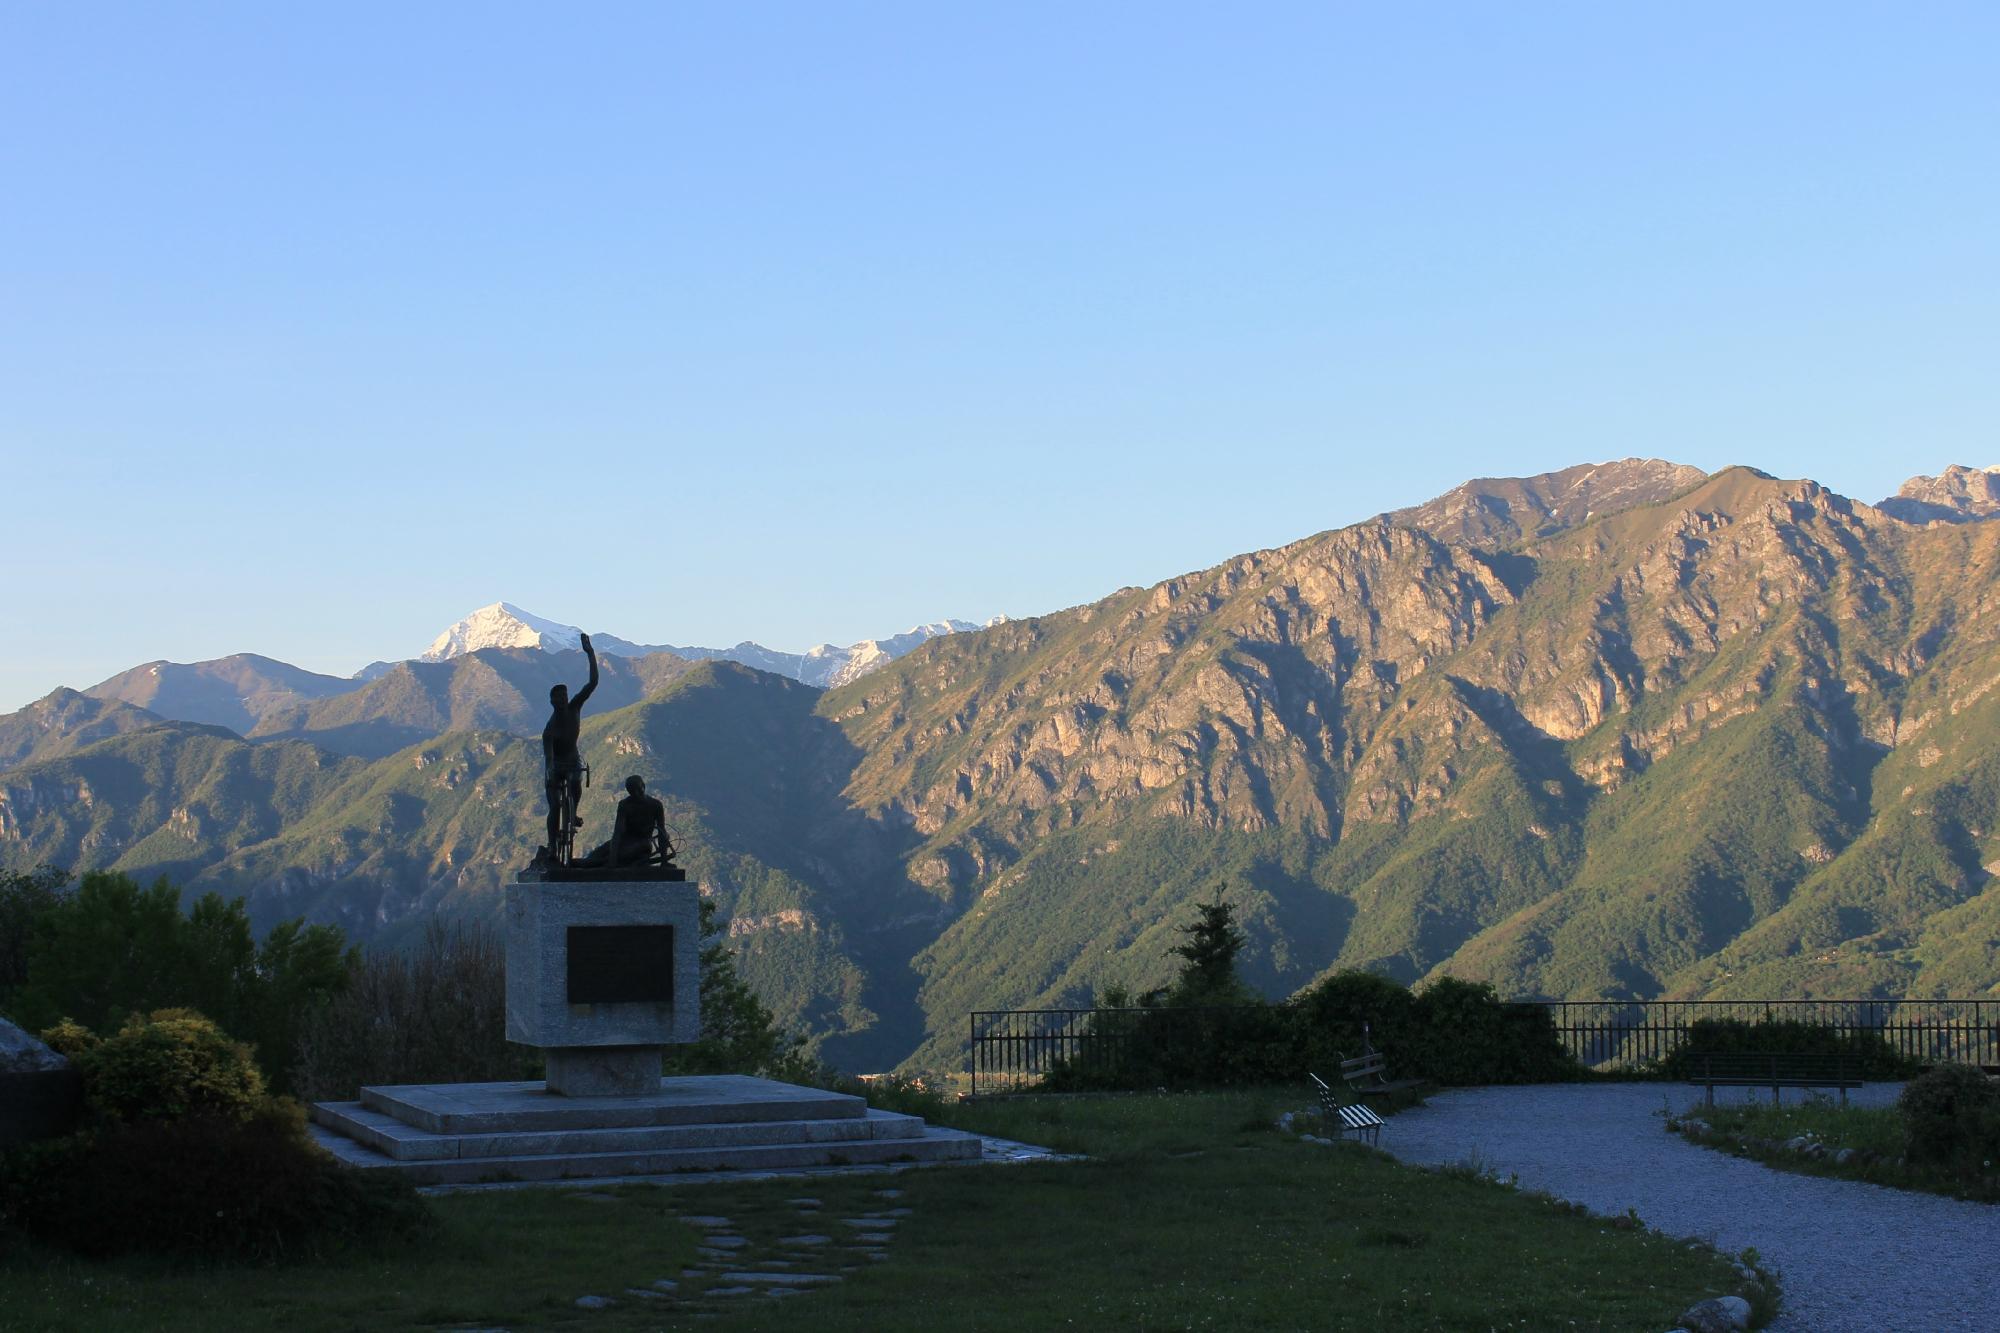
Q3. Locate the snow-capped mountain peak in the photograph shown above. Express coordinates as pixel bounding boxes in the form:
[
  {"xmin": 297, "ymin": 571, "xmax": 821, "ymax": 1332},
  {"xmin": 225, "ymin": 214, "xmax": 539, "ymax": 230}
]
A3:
[
  {"xmin": 421, "ymin": 603, "xmax": 582, "ymax": 661},
  {"xmin": 412, "ymin": 606, "xmax": 997, "ymax": 689}
]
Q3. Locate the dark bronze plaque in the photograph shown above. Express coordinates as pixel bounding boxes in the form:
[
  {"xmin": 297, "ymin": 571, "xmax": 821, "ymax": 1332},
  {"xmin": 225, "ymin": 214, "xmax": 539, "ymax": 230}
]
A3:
[{"xmin": 566, "ymin": 926, "xmax": 674, "ymax": 1004}]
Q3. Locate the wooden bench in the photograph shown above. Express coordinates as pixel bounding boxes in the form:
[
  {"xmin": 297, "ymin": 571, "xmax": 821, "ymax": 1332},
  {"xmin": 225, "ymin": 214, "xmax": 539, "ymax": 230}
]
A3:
[
  {"xmin": 1309, "ymin": 1072, "xmax": 1385, "ymax": 1146},
  {"xmin": 1687, "ymin": 1052, "xmax": 1864, "ymax": 1107},
  {"xmin": 1337, "ymin": 1047, "xmax": 1424, "ymax": 1099}
]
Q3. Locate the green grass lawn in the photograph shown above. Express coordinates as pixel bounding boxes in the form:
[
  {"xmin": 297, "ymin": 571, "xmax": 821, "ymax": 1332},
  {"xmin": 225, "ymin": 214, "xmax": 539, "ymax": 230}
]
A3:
[
  {"xmin": 1675, "ymin": 1096, "xmax": 2000, "ymax": 1203},
  {"xmin": 3, "ymin": 1089, "xmax": 1764, "ymax": 1331}
]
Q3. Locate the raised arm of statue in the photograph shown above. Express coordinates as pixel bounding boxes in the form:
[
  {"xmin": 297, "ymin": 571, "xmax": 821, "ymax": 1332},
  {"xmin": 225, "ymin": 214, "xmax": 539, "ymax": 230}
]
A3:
[{"xmin": 573, "ymin": 632, "xmax": 599, "ymax": 709}]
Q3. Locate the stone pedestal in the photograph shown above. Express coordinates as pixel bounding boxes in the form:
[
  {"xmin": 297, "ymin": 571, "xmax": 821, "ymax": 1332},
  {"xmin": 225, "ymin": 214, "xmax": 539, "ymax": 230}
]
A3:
[
  {"xmin": 545, "ymin": 1045, "xmax": 665, "ymax": 1097},
  {"xmin": 505, "ymin": 877, "xmax": 701, "ymax": 1096},
  {"xmin": 309, "ymin": 875, "xmax": 991, "ymax": 1182}
]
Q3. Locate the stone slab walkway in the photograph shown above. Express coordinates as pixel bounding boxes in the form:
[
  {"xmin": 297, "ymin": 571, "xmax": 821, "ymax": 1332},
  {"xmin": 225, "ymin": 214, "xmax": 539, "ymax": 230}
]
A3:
[{"xmin": 1372, "ymin": 1082, "xmax": 2000, "ymax": 1332}]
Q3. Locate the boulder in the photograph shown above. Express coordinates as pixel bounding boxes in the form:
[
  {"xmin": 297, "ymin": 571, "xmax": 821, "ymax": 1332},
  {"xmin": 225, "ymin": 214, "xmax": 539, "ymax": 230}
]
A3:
[
  {"xmin": 0, "ymin": 1017, "xmax": 81, "ymax": 1147},
  {"xmin": 1678, "ymin": 1294, "xmax": 1752, "ymax": 1332},
  {"xmin": 0, "ymin": 1018, "xmax": 71, "ymax": 1074}
]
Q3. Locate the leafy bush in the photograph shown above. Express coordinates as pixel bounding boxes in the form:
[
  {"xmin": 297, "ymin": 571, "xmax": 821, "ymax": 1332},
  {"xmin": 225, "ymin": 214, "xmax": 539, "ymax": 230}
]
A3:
[
  {"xmin": 1040, "ymin": 969, "xmax": 1580, "ymax": 1092},
  {"xmin": 62, "ymin": 1008, "xmax": 265, "ymax": 1125},
  {"xmin": 849, "ymin": 1071, "xmax": 952, "ymax": 1121},
  {"xmin": 1898, "ymin": 1064, "xmax": 2000, "ymax": 1166},
  {"xmin": 1291, "ymin": 971, "xmax": 1419, "ymax": 1077},
  {"xmin": 35, "ymin": 1018, "xmax": 97, "ymax": 1061},
  {"xmin": 1652, "ymin": 1019, "xmax": 1922, "ymax": 1079},
  {"xmin": 1406, "ymin": 978, "xmax": 1577, "ymax": 1085},
  {"xmin": 0, "ymin": 1100, "xmax": 429, "ymax": 1262}
]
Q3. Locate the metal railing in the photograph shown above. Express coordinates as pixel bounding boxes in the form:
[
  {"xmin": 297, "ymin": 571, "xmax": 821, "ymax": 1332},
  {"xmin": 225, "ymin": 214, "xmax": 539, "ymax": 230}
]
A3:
[
  {"xmin": 967, "ymin": 997, "xmax": 2000, "ymax": 1094},
  {"xmin": 1526, "ymin": 998, "xmax": 2000, "ymax": 1071},
  {"xmin": 969, "ymin": 1005, "xmax": 1282, "ymax": 1096}
]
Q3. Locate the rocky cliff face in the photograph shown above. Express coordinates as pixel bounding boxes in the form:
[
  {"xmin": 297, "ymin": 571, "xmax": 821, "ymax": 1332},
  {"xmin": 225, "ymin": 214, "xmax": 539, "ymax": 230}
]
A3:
[
  {"xmin": 816, "ymin": 462, "xmax": 2000, "ymax": 1064},
  {"xmin": 1878, "ymin": 465, "xmax": 2000, "ymax": 525}
]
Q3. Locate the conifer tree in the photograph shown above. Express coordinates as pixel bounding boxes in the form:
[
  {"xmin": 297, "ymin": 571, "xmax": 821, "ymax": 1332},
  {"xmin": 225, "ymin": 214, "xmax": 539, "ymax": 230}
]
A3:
[{"xmin": 1165, "ymin": 892, "xmax": 1251, "ymax": 1005}]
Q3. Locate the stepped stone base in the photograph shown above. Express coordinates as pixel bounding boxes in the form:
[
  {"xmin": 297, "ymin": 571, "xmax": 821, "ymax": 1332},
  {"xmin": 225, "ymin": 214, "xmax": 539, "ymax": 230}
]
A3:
[{"xmin": 309, "ymin": 1073, "xmax": 983, "ymax": 1185}]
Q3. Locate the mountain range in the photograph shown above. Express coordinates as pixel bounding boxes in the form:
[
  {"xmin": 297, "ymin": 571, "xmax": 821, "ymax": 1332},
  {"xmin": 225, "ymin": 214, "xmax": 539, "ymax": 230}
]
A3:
[
  {"xmin": 6, "ymin": 459, "xmax": 2000, "ymax": 1073},
  {"xmin": 387, "ymin": 602, "xmax": 992, "ymax": 691}
]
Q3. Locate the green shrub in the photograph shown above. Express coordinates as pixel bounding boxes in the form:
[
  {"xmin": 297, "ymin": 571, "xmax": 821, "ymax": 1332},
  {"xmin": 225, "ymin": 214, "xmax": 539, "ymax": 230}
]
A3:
[
  {"xmin": 1898, "ymin": 1063, "xmax": 2000, "ymax": 1166},
  {"xmin": 1037, "ymin": 969, "xmax": 1581, "ymax": 1092},
  {"xmin": 1654, "ymin": 1019, "xmax": 1921, "ymax": 1079},
  {"xmin": 851, "ymin": 1071, "xmax": 952, "ymax": 1121},
  {"xmin": 63, "ymin": 1008, "xmax": 265, "ymax": 1125},
  {"xmin": 1406, "ymin": 978, "xmax": 1578, "ymax": 1085},
  {"xmin": 1290, "ymin": 970, "xmax": 1418, "ymax": 1077},
  {"xmin": 34, "ymin": 1018, "xmax": 97, "ymax": 1061},
  {"xmin": 0, "ymin": 1100, "xmax": 429, "ymax": 1262}
]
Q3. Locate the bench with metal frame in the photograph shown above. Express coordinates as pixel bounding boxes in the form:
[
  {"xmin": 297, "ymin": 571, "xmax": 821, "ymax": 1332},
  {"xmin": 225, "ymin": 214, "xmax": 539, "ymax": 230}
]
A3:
[
  {"xmin": 1309, "ymin": 1072, "xmax": 1386, "ymax": 1146},
  {"xmin": 1337, "ymin": 1026, "xmax": 1425, "ymax": 1099},
  {"xmin": 1687, "ymin": 1051, "xmax": 1864, "ymax": 1107}
]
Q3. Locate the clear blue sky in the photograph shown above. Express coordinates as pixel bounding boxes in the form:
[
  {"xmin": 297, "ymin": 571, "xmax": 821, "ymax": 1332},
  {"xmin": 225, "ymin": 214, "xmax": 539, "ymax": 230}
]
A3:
[{"xmin": 2, "ymin": 3, "xmax": 1996, "ymax": 710}]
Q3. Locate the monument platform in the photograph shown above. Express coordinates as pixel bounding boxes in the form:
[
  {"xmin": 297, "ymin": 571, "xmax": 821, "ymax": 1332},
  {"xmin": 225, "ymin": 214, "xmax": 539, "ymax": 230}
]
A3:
[{"xmin": 308, "ymin": 1073, "xmax": 983, "ymax": 1185}]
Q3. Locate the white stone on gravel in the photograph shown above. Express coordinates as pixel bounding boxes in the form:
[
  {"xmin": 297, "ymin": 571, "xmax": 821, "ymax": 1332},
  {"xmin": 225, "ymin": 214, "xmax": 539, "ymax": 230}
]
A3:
[
  {"xmin": 843, "ymin": 1217, "xmax": 897, "ymax": 1227},
  {"xmin": 651, "ymin": 1279, "xmax": 679, "ymax": 1291},
  {"xmin": 1374, "ymin": 1081, "xmax": 2000, "ymax": 1333},
  {"xmin": 707, "ymin": 1286, "xmax": 754, "ymax": 1297},
  {"xmin": 1679, "ymin": 1295, "xmax": 1752, "ymax": 1332},
  {"xmin": 702, "ymin": 1235, "xmax": 748, "ymax": 1248},
  {"xmin": 624, "ymin": 1288, "xmax": 669, "ymax": 1301},
  {"xmin": 778, "ymin": 1234, "xmax": 833, "ymax": 1246},
  {"xmin": 574, "ymin": 1295, "xmax": 613, "ymax": 1310},
  {"xmin": 682, "ymin": 1215, "xmax": 734, "ymax": 1227},
  {"xmin": 787, "ymin": 1197, "xmax": 822, "ymax": 1207},
  {"xmin": 873, "ymin": 1188, "xmax": 903, "ymax": 1199},
  {"xmin": 850, "ymin": 1234, "xmax": 892, "ymax": 1245}
]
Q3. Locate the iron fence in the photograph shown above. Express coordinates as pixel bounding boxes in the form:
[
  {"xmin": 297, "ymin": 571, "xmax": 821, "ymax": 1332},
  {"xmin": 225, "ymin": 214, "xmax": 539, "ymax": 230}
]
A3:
[
  {"xmin": 967, "ymin": 997, "xmax": 2000, "ymax": 1095},
  {"xmin": 1527, "ymin": 997, "xmax": 2000, "ymax": 1071},
  {"xmin": 968, "ymin": 1006, "xmax": 1280, "ymax": 1096}
]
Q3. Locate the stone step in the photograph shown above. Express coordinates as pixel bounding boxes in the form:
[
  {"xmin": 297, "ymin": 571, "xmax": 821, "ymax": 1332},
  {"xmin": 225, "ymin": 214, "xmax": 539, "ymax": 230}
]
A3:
[
  {"xmin": 312, "ymin": 1101, "xmax": 928, "ymax": 1163},
  {"xmin": 307, "ymin": 1121, "xmax": 985, "ymax": 1185},
  {"xmin": 355, "ymin": 1073, "xmax": 866, "ymax": 1135}
]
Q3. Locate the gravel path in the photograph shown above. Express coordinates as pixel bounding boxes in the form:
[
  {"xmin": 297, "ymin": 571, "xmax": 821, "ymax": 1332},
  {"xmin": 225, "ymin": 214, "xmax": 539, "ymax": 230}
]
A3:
[{"xmin": 1373, "ymin": 1083, "xmax": 1998, "ymax": 1332}]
